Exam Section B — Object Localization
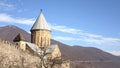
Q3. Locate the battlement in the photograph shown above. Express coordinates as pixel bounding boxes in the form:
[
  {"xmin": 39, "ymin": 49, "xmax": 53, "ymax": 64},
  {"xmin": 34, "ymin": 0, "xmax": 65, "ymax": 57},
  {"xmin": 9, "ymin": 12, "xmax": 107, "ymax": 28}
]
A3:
[{"xmin": 0, "ymin": 38, "xmax": 23, "ymax": 52}]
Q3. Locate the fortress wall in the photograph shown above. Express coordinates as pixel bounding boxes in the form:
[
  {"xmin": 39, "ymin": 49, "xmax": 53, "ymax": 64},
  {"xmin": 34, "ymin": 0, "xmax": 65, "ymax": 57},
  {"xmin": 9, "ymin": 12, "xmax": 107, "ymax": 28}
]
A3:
[{"xmin": 0, "ymin": 38, "xmax": 23, "ymax": 52}]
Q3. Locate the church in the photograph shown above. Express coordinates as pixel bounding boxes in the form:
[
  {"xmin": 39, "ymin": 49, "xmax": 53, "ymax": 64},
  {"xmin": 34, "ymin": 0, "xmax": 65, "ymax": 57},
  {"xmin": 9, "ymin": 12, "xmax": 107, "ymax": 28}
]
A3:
[{"xmin": 13, "ymin": 11, "xmax": 70, "ymax": 68}]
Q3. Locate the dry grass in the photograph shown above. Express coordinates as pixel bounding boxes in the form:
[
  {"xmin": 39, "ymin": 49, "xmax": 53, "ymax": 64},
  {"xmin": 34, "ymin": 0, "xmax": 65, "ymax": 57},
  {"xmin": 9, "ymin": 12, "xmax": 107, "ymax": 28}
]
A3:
[{"xmin": 0, "ymin": 43, "xmax": 41, "ymax": 68}]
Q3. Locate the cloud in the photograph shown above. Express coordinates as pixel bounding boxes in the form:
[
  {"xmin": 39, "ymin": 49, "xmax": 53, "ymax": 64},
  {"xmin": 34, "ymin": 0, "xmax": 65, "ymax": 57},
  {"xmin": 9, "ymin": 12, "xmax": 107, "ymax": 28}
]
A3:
[
  {"xmin": 50, "ymin": 25, "xmax": 82, "ymax": 34},
  {"xmin": 107, "ymin": 51, "xmax": 120, "ymax": 56},
  {"xmin": 0, "ymin": 13, "xmax": 35, "ymax": 25},
  {"xmin": 50, "ymin": 24, "xmax": 120, "ymax": 46},
  {"xmin": 0, "ymin": 1, "xmax": 15, "ymax": 11},
  {"xmin": 1, "ymin": 13, "xmax": 120, "ymax": 46},
  {"xmin": 52, "ymin": 36, "xmax": 80, "ymax": 41},
  {"xmin": 81, "ymin": 33, "xmax": 120, "ymax": 46}
]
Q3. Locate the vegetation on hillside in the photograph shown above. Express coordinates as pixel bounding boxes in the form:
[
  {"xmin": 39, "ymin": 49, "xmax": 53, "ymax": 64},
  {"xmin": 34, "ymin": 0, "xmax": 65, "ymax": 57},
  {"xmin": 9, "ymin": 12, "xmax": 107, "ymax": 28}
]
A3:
[
  {"xmin": 0, "ymin": 42, "xmax": 67, "ymax": 68},
  {"xmin": 0, "ymin": 43, "xmax": 41, "ymax": 68}
]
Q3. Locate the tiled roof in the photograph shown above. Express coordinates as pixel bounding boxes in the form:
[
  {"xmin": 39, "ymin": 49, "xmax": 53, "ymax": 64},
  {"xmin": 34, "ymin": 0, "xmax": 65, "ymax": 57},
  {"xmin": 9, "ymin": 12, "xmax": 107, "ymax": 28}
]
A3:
[
  {"xmin": 26, "ymin": 42, "xmax": 58, "ymax": 55},
  {"xmin": 46, "ymin": 44, "xmax": 58, "ymax": 53},
  {"xmin": 26, "ymin": 42, "xmax": 42, "ymax": 55},
  {"xmin": 31, "ymin": 12, "xmax": 51, "ymax": 31}
]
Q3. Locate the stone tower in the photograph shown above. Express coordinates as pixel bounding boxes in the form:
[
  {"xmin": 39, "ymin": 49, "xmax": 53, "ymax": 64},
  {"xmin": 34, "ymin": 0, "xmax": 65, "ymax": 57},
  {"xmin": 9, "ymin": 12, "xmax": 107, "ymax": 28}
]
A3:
[
  {"xmin": 13, "ymin": 33, "xmax": 25, "ymax": 42},
  {"xmin": 13, "ymin": 33, "xmax": 26, "ymax": 51},
  {"xmin": 30, "ymin": 11, "xmax": 51, "ymax": 48}
]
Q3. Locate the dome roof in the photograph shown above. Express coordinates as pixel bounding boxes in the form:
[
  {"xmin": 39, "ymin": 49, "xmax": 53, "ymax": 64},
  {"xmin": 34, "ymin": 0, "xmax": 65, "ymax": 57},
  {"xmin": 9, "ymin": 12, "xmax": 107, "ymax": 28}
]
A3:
[{"xmin": 31, "ymin": 12, "xmax": 51, "ymax": 31}]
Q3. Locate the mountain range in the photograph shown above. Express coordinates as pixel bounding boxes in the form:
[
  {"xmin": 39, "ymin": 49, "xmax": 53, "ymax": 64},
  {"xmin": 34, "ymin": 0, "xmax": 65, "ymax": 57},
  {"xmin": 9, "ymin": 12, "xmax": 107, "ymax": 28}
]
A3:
[{"xmin": 0, "ymin": 25, "xmax": 120, "ymax": 68}]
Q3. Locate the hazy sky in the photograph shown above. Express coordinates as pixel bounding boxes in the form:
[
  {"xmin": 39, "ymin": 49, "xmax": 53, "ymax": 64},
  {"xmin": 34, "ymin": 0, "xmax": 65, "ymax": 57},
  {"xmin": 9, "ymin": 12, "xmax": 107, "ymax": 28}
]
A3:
[{"xmin": 0, "ymin": 0, "xmax": 120, "ymax": 56}]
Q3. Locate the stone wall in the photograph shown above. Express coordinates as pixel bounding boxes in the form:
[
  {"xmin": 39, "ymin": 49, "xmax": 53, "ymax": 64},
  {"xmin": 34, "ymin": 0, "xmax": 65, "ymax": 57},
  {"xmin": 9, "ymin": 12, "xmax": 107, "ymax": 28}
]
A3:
[
  {"xmin": 0, "ymin": 38, "xmax": 22, "ymax": 51},
  {"xmin": 0, "ymin": 39, "xmax": 41, "ymax": 68},
  {"xmin": 31, "ymin": 29, "xmax": 51, "ymax": 47}
]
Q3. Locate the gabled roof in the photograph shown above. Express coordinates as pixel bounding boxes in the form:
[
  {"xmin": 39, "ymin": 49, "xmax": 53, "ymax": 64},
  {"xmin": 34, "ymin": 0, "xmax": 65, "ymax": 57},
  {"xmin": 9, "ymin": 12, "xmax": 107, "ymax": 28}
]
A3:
[
  {"xmin": 31, "ymin": 12, "xmax": 51, "ymax": 31},
  {"xmin": 13, "ymin": 33, "xmax": 25, "ymax": 42},
  {"xmin": 26, "ymin": 42, "xmax": 59, "ymax": 55},
  {"xmin": 26, "ymin": 42, "xmax": 42, "ymax": 54},
  {"xmin": 46, "ymin": 44, "xmax": 59, "ymax": 53}
]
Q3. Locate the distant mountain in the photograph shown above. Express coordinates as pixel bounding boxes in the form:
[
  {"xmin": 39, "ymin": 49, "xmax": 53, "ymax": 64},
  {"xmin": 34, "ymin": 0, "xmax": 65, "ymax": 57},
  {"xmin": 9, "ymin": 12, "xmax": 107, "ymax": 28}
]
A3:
[
  {"xmin": 0, "ymin": 25, "xmax": 31, "ymax": 42},
  {"xmin": 0, "ymin": 25, "xmax": 120, "ymax": 68}
]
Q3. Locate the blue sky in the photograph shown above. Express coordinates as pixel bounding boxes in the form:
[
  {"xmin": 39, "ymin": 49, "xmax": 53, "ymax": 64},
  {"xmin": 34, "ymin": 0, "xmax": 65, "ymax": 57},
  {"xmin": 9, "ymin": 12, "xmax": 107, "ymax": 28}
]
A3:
[{"xmin": 0, "ymin": 0, "xmax": 120, "ymax": 56}]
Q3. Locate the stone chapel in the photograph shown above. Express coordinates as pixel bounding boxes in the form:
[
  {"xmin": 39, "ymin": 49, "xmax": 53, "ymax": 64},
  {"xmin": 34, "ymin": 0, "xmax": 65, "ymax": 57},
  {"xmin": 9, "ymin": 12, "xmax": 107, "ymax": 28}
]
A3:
[
  {"xmin": 13, "ymin": 11, "xmax": 70, "ymax": 68},
  {"xmin": 13, "ymin": 11, "xmax": 61, "ymax": 58}
]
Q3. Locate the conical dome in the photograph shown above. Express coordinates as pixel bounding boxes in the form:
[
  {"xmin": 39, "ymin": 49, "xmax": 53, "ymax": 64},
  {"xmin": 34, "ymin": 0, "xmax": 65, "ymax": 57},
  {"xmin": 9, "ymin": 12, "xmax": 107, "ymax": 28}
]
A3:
[{"xmin": 31, "ymin": 12, "xmax": 51, "ymax": 31}]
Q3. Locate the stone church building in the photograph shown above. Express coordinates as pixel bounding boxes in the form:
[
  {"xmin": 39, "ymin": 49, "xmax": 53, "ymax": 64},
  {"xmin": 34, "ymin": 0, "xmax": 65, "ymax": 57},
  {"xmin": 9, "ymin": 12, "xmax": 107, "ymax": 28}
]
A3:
[{"xmin": 13, "ymin": 11, "xmax": 70, "ymax": 68}]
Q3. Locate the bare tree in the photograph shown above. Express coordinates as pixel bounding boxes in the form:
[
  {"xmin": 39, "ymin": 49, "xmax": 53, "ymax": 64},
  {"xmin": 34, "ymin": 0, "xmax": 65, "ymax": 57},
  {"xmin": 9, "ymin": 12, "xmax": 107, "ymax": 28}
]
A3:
[{"xmin": 37, "ymin": 47, "xmax": 67, "ymax": 68}]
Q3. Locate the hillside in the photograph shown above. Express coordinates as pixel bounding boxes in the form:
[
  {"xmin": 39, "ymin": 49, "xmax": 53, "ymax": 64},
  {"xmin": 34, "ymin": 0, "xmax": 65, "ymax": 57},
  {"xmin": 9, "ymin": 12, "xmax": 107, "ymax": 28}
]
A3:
[
  {"xmin": 0, "ymin": 25, "xmax": 120, "ymax": 68},
  {"xmin": 0, "ymin": 25, "xmax": 30, "ymax": 42},
  {"xmin": 0, "ymin": 40, "xmax": 40, "ymax": 68}
]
